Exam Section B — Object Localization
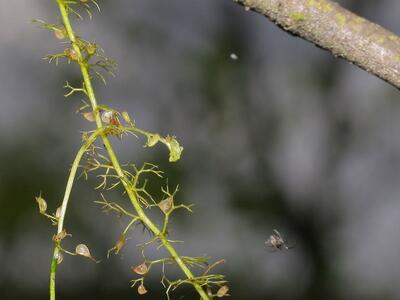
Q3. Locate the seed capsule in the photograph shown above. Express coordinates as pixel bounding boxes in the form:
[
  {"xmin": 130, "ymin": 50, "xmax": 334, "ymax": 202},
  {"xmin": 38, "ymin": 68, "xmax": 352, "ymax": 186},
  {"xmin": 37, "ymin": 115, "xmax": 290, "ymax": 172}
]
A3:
[
  {"xmin": 75, "ymin": 244, "xmax": 91, "ymax": 258},
  {"xmin": 101, "ymin": 111, "xmax": 113, "ymax": 124},
  {"xmin": 216, "ymin": 285, "xmax": 229, "ymax": 297},
  {"xmin": 132, "ymin": 262, "xmax": 149, "ymax": 275},
  {"xmin": 137, "ymin": 284, "xmax": 147, "ymax": 295},
  {"xmin": 35, "ymin": 193, "xmax": 47, "ymax": 214},
  {"xmin": 158, "ymin": 196, "xmax": 173, "ymax": 214},
  {"xmin": 81, "ymin": 112, "xmax": 96, "ymax": 122}
]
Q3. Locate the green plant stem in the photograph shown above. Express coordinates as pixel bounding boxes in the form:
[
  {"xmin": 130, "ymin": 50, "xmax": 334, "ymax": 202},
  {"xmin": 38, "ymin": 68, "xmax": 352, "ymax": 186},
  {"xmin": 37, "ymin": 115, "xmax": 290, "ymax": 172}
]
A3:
[
  {"xmin": 53, "ymin": 1, "xmax": 210, "ymax": 299},
  {"xmin": 50, "ymin": 130, "xmax": 99, "ymax": 300}
]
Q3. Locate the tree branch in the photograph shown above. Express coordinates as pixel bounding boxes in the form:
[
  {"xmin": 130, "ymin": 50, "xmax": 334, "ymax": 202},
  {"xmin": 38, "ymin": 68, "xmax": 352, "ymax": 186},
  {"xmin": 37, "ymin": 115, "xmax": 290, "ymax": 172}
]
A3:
[{"xmin": 234, "ymin": 0, "xmax": 400, "ymax": 89}]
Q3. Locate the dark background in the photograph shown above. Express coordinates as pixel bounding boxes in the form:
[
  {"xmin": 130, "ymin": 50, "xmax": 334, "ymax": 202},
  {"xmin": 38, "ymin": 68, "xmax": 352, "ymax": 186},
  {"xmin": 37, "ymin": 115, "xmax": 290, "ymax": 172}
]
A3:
[{"xmin": 1, "ymin": 0, "xmax": 400, "ymax": 299}]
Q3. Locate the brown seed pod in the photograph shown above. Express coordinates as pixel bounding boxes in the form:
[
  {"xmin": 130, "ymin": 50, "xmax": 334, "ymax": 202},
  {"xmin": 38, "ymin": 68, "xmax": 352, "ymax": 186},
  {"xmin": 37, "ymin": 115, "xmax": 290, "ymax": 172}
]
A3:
[
  {"xmin": 137, "ymin": 284, "xmax": 147, "ymax": 295},
  {"xmin": 132, "ymin": 262, "xmax": 149, "ymax": 275},
  {"xmin": 216, "ymin": 285, "xmax": 229, "ymax": 298},
  {"xmin": 75, "ymin": 244, "xmax": 92, "ymax": 258},
  {"xmin": 158, "ymin": 196, "xmax": 173, "ymax": 214}
]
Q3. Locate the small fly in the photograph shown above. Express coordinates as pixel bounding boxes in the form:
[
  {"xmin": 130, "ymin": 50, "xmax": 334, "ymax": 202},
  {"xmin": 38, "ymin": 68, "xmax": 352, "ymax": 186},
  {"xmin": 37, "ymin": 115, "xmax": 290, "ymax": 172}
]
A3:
[{"xmin": 265, "ymin": 229, "xmax": 293, "ymax": 252}]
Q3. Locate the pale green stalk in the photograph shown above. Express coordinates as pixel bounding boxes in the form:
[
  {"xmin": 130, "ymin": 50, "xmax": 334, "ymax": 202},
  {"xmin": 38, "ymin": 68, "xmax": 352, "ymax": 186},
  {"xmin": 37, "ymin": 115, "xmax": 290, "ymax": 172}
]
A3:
[
  {"xmin": 52, "ymin": 1, "xmax": 210, "ymax": 299},
  {"xmin": 50, "ymin": 130, "xmax": 99, "ymax": 300}
]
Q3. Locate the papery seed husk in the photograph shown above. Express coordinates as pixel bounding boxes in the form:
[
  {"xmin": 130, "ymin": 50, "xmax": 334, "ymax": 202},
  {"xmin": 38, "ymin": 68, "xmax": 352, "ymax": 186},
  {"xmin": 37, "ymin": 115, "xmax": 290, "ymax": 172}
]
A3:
[
  {"xmin": 137, "ymin": 284, "xmax": 147, "ymax": 295},
  {"xmin": 159, "ymin": 197, "xmax": 173, "ymax": 214},
  {"xmin": 132, "ymin": 263, "xmax": 148, "ymax": 275},
  {"xmin": 216, "ymin": 286, "xmax": 229, "ymax": 297},
  {"xmin": 75, "ymin": 244, "xmax": 91, "ymax": 257}
]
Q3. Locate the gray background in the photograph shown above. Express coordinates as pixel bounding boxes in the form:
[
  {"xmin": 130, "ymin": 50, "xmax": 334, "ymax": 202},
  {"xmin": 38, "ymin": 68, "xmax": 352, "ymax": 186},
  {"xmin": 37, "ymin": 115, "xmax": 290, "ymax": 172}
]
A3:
[{"xmin": 1, "ymin": 0, "xmax": 400, "ymax": 299}]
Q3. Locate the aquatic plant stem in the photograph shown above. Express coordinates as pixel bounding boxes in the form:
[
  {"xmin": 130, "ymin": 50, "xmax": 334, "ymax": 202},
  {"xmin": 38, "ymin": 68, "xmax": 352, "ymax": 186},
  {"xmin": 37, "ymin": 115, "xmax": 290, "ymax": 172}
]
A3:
[
  {"xmin": 50, "ymin": 131, "xmax": 99, "ymax": 300},
  {"xmin": 53, "ymin": 1, "xmax": 210, "ymax": 299}
]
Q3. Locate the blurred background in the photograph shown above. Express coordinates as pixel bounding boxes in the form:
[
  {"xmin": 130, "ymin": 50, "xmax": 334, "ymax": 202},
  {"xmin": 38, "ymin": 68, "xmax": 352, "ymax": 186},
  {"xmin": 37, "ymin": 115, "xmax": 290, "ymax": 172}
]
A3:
[{"xmin": 1, "ymin": 0, "xmax": 400, "ymax": 299}]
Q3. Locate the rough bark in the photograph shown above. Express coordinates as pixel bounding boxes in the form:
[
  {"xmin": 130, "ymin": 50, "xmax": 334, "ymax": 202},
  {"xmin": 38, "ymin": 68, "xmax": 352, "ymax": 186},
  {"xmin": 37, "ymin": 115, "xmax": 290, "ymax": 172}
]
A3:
[{"xmin": 234, "ymin": 0, "xmax": 400, "ymax": 89}]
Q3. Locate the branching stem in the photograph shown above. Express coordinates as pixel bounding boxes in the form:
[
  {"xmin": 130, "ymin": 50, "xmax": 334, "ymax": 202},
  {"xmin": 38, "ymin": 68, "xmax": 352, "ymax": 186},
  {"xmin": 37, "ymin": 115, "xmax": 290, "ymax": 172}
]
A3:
[{"xmin": 52, "ymin": 1, "xmax": 210, "ymax": 299}]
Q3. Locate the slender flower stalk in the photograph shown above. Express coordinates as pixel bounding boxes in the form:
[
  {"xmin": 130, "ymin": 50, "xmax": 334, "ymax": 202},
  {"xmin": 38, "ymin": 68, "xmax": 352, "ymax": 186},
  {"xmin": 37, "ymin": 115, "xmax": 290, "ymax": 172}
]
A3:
[{"xmin": 45, "ymin": 1, "xmax": 217, "ymax": 299}]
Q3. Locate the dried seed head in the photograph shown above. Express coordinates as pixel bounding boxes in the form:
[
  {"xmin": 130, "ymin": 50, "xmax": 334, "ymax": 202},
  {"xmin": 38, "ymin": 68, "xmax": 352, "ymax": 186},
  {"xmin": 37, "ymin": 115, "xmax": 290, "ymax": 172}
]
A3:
[
  {"xmin": 35, "ymin": 193, "xmax": 47, "ymax": 214},
  {"xmin": 216, "ymin": 285, "xmax": 229, "ymax": 297},
  {"xmin": 55, "ymin": 206, "xmax": 62, "ymax": 219},
  {"xmin": 132, "ymin": 262, "xmax": 149, "ymax": 275},
  {"xmin": 75, "ymin": 244, "xmax": 92, "ymax": 258},
  {"xmin": 101, "ymin": 111, "xmax": 113, "ymax": 124},
  {"xmin": 64, "ymin": 48, "xmax": 79, "ymax": 61},
  {"xmin": 137, "ymin": 283, "xmax": 147, "ymax": 295},
  {"xmin": 55, "ymin": 252, "xmax": 64, "ymax": 264},
  {"xmin": 158, "ymin": 196, "xmax": 173, "ymax": 214}
]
